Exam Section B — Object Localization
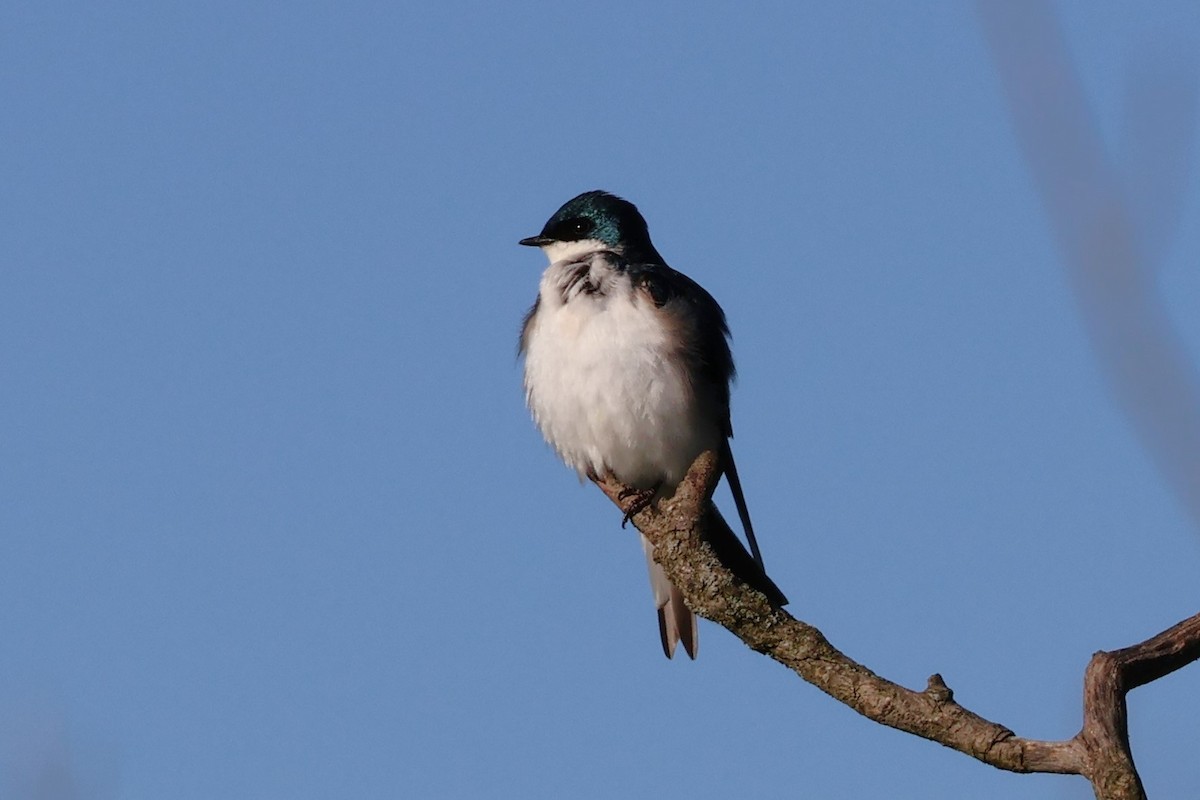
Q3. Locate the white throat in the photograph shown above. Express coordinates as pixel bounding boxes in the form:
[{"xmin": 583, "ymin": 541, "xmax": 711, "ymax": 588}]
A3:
[
  {"xmin": 539, "ymin": 238, "xmax": 611, "ymax": 264},
  {"xmin": 522, "ymin": 250, "xmax": 719, "ymax": 489}
]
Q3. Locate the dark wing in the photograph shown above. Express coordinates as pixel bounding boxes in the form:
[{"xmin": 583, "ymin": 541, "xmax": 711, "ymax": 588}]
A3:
[
  {"xmin": 721, "ymin": 439, "xmax": 764, "ymax": 570},
  {"xmin": 627, "ymin": 263, "xmax": 767, "ymax": 572},
  {"xmin": 626, "ymin": 263, "xmax": 734, "ymax": 435}
]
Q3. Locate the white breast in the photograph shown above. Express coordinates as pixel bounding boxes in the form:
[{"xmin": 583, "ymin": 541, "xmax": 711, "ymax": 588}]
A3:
[{"xmin": 523, "ymin": 255, "xmax": 718, "ymax": 490}]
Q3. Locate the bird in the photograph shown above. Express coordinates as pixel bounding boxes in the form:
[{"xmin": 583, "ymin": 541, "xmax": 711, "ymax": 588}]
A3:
[{"xmin": 518, "ymin": 190, "xmax": 788, "ymax": 659}]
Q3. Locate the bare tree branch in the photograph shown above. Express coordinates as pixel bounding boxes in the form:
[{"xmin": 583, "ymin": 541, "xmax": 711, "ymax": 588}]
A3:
[
  {"xmin": 595, "ymin": 452, "xmax": 1200, "ymax": 800},
  {"xmin": 1081, "ymin": 614, "xmax": 1200, "ymax": 799}
]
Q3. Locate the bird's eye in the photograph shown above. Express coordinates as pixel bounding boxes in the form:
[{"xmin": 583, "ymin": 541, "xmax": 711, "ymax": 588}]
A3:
[{"xmin": 546, "ymin": 216, "xmax": 595, "ymax": 242}]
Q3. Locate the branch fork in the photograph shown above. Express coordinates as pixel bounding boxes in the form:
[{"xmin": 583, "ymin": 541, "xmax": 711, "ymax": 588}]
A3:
[{"xmin": 594, "ymin": 450, "xmax": 1200, "ymax": 800}]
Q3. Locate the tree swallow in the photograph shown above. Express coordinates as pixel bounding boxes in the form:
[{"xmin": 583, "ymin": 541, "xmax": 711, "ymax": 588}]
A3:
[{"xmin": 518, "ymin": 190, "xmax": 788, "ymax": 659}]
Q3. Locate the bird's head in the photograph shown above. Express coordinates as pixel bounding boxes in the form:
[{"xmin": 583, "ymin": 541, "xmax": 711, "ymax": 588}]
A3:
[{"xmin": 519, "ymin": 190, "xmax": 662, "ymax": 263}]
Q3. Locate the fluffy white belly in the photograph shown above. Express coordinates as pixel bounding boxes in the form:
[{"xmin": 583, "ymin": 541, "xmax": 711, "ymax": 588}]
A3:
[{"xmin": 524, "ymin": 279, "xmax": 715, "ymax": 490}]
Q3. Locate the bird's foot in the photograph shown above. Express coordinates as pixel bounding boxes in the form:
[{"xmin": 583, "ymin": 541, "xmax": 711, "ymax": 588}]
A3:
[{"xmin": 618, "ymin": 484, "xmax": 660, "ymax": 528}]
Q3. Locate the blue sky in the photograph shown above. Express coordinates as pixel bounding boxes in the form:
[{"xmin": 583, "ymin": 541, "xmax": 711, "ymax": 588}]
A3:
[{"xmin": 2, "ymin": 2, "xmax": 1198, "ymax": 798}]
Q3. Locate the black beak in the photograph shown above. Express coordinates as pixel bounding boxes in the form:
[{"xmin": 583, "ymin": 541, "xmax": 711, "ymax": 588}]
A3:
[{"xmin": 519, "ymin": 236, "xmax": 553, "ymax": 247}]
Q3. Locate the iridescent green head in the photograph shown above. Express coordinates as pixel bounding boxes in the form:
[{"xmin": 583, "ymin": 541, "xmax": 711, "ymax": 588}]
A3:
[{"xmin": 519, "ymin": 190, "xmax": 663, "ymax": 263}]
